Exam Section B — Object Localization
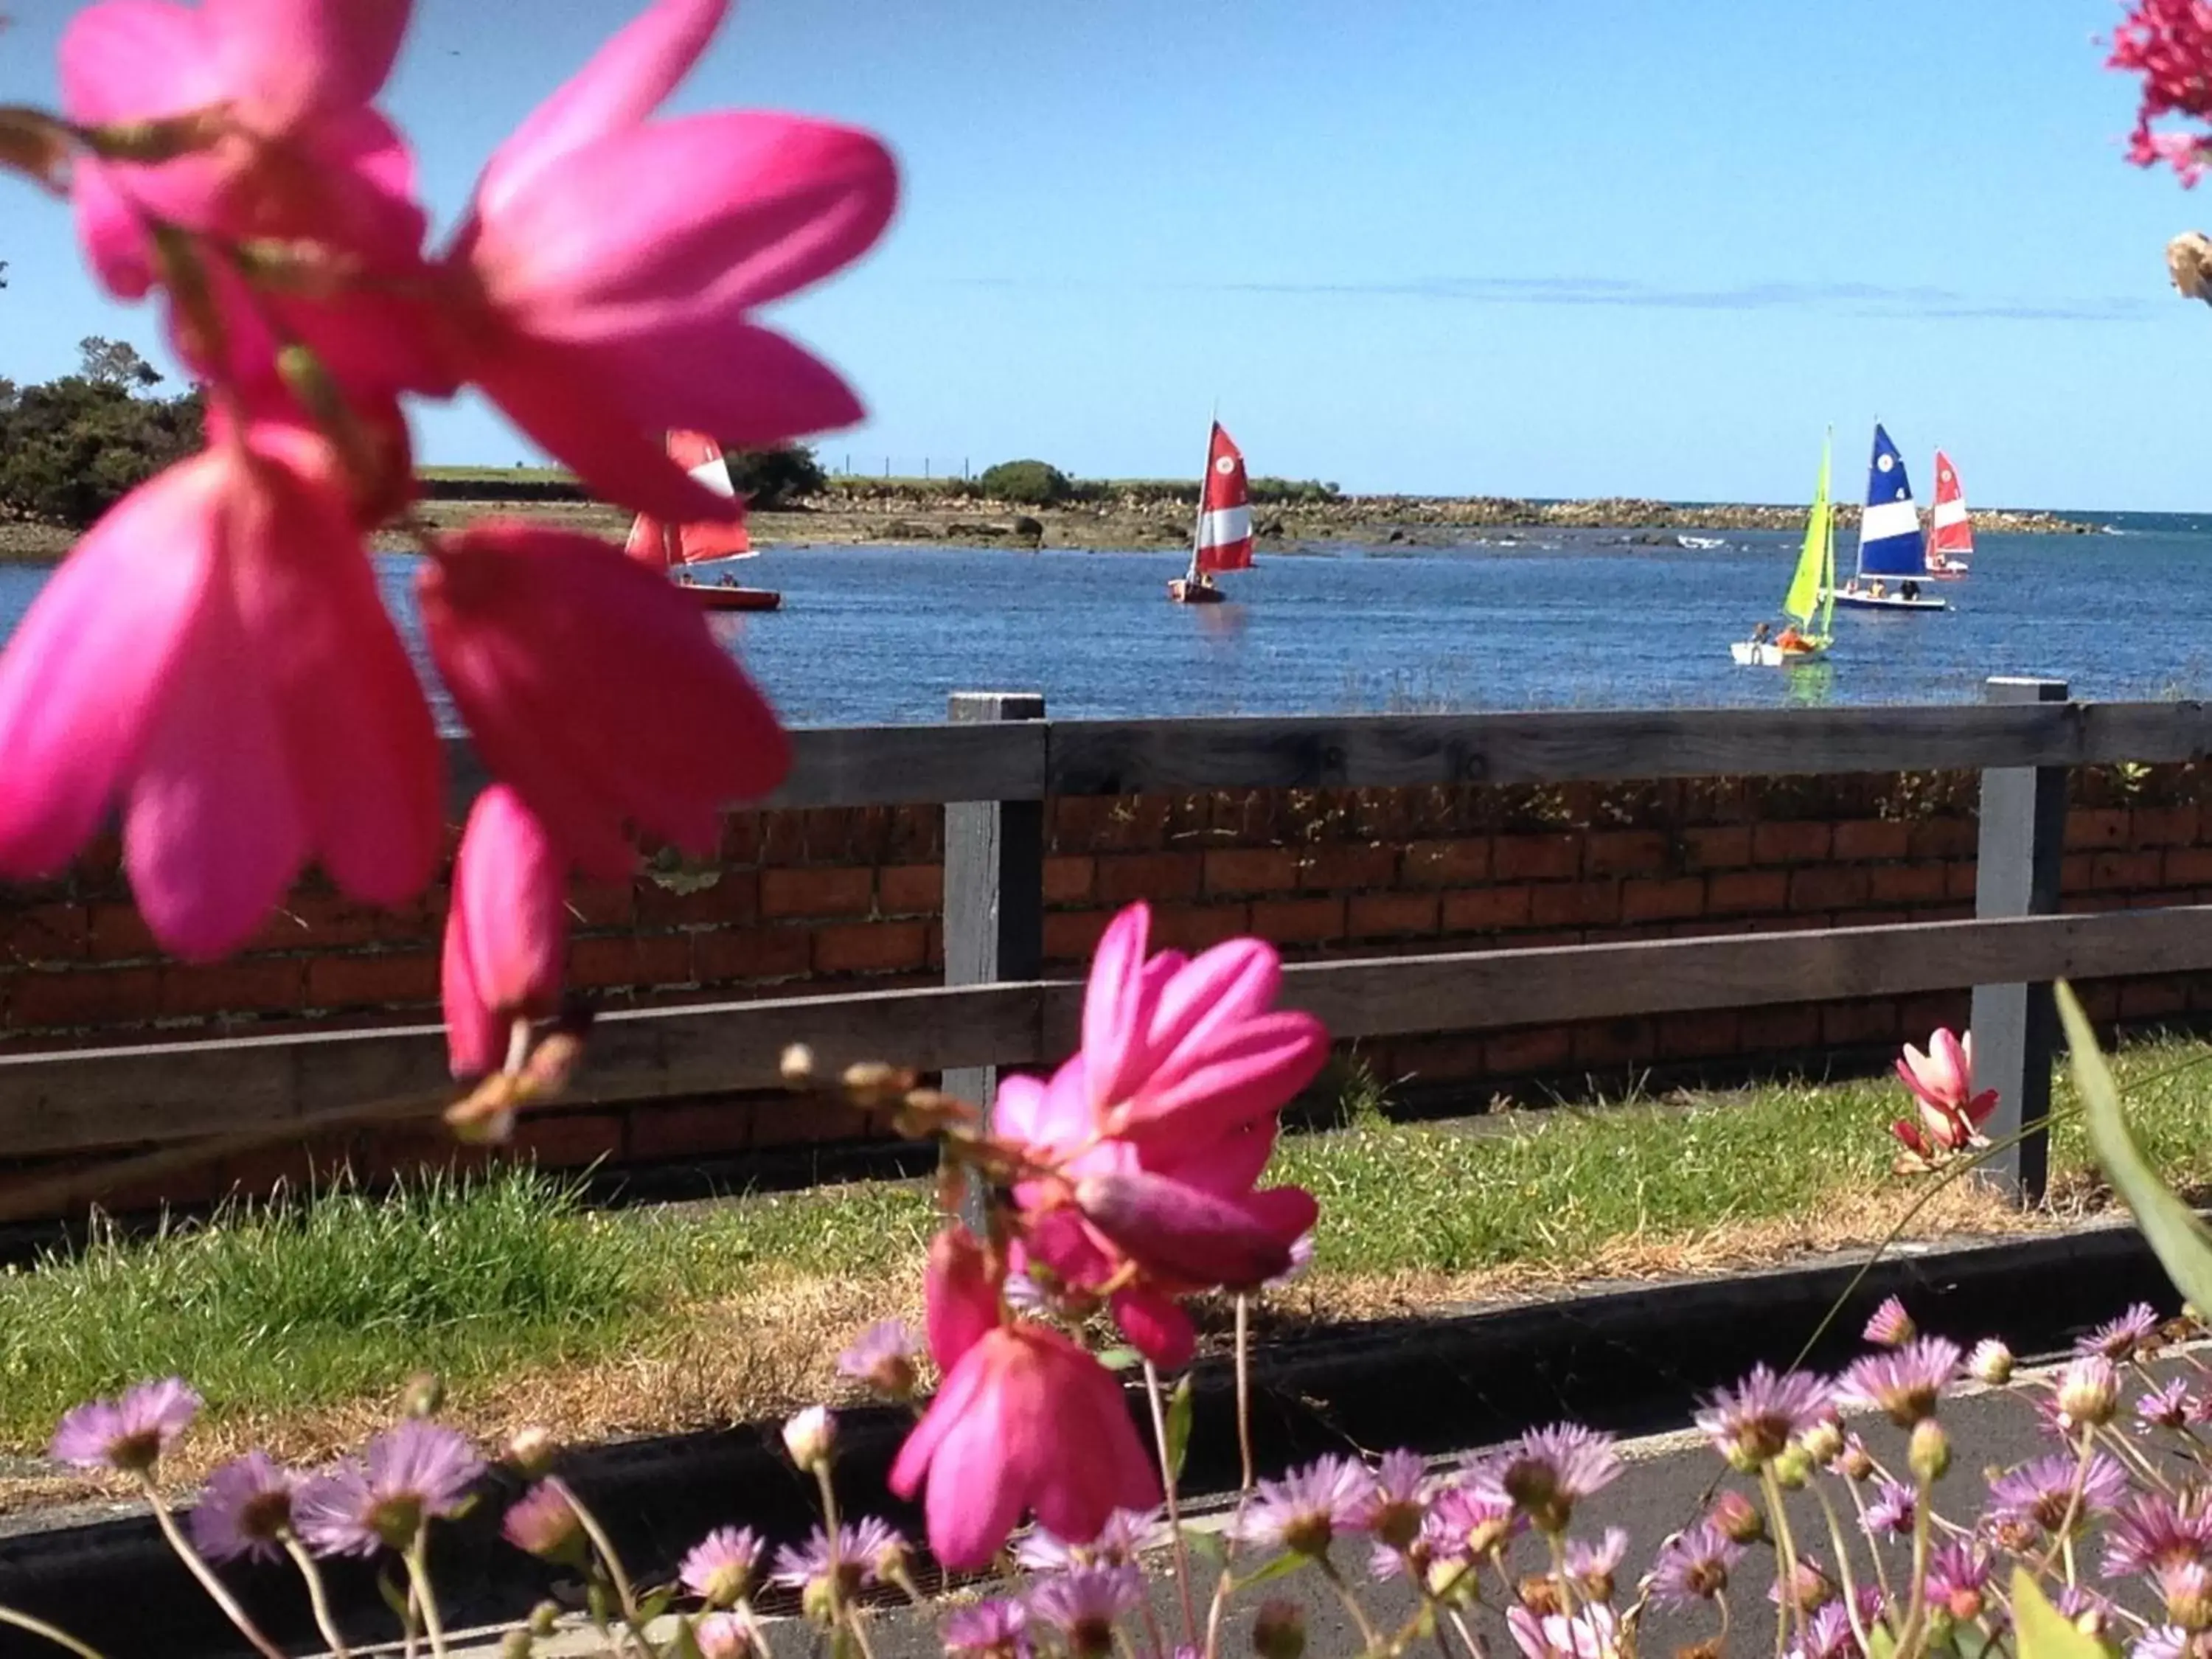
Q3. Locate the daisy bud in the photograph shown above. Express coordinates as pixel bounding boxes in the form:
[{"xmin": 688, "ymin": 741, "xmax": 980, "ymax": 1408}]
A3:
[
  {"xmin": 1798, "ymin": 1422, "xmax": 1843, "ymax": 1465},
  {"xmin": 1711, "ymin": 1489, "xmax": 1765, "ymax": 1545},
  {"xmin": 501, "ymin": 1630, "xmax": 533, "ymax": 1659},
  {"xmin": 1908, "ymin": 1419, "xmax": 1950, "ymax": 1484},
  {"xmin": 695, "ymin": 1613, "xmax": 757, "ymax": 1659},
  {"xmin": 508, "ymin": 1427, "xmax": 558, "ymax": 1478},
  {"xmin": 1427, "ymin": 1557, "xmax": 1473, "ymax": 1602},
  {"xmin": 2166, "ymin": 1560, "xmax": 2212, "ymax": 1632},
  {"xmin": 1839, "ymin": 1438, "xmax": 1875, "ymax": 1482},
  {"xmin": 782, "ymin": 1406, "xmax": 837, "ymax": 1475},
  {"xmin": 1966, "ymin": 1338, "xmax": 2014, "ymax": 1386},
  {"xmin": 403, "ymin": 1372, "xmax": 445, "ymax": 1419},
  {"xmin": 1252, "ymin": 1599, "xmax": 1307, "ymax": 1659},
  {"xmin": 2170, "ymin": 231, "xmax": 2212, "ymax": 305},
  {"xmin": 501, "ymin": 1484, "xmax": 584, "ymax": 1565},
  {"xmin": 780, "ymin": 1044, "xmax": 815, "ymax": 1086},
  {"xmin": 841, "ymin": 1062, "xmax": 912, "ymax": 1108},
  {"xmin": 529, "ymin": 1604, "xmax": 562, "ymax": 1637},
  {"xmin": 2056, "ymin": 1356, "xmax": 2119, "ymax": 1428},
  {"xmin": 1516, "ymin": 1576, "xmax": 1562, "ymax": 1616},
  {"xmin": 1770, "ymin": 1445, "xmax": 1813, "ymax": 1491},
  {"xmin": 1862, "ymin": 1296, "xmax": 1915, "ymax": 1348}
]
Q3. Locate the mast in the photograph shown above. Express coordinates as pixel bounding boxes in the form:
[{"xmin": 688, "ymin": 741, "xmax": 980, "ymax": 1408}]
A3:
[{"xmin": 1186, "ymin": 402, "xmax": 1216, "ymax": 585}]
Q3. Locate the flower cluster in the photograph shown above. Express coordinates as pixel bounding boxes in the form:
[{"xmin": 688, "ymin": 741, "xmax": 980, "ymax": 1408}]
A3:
[
  {"xmin": 1888, "ymin": 1027, "xmax": 2000, "ymax": 1171},
  {"xmin": 2112, "ymin": 0, "xmax": 2212, "ymax": 184},
  {"xmin": 0, "ymin": 0, "xmax": 897, "ymax": 1108}
]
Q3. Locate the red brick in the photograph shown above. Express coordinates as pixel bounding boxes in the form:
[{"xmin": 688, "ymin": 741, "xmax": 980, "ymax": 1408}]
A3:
[
  {"xmin": 1708, "ymin": 870, "xmax": 1789, "ymax": 914},
  {"xmin": 1739, "ymin": 1005, "xmax": 1820, "ymax": 1051},
  {"xmin": 2167, "ymin": 848, "xmax": 2212, "ymax": 886},
  {"xmin": 1946, "ymin": 862, "xmax": 1981, "ymax": 900},
  {"xmin": 566, "ymin": 880, "xmax": 636, "ymax": 928},
  {"xmin": 9, "ymin": 967, "xmax": 163, "ymax": 1029},
  {"xmin": 876, "ymin": 865, "xmax": 944, "ymax": 916},
  {"xmin": 1658, "ymin": 1011, "xmax": 1742, "ymax": 1059},
  {"xmin": 694, "ymin": 927, "xmax": 810, "ymax": 984},
  {"xmin": 1096, "ymin": 852, "xmax": 1203, "ymax": 905},
  {"xmin": 1789, "ymin": 867, "xmax": 1871, "ymax": 910},
  {"xmin": 2066, "ymin": 809, "xmax": 2129, "ymax": 850},
  {"xmin": 2087, "ymin": 850, "xmax": 2161, "ymax": 891},
  {"xmin": 1348, "ymin": 893, "xmax": 1441, "ymax": 937},
  {"xmin": 813, "ymin": 921, "xmax": 928, "ymax": 975},
  {"xmin": 1249, "ymin": 897, "xmax": 1344, "ymax": 945},
  {"xmin": 1043, "ymin": 856, "xmax": 1096, "ymax": 905},
  {"xmin": 1494, "ymin": 835, "xmax": 1580, "ymax": 881},
  {"xmin": 1620, "ymin": 877, "xmax": 1705, "ymax": 922},
  {"xmin": 273, "ymin": 894, "xmax": 390, "ymax": 950},
  {"xmin": 83, "ymin": 902, "xmax": 160, "ymax": 962},
  {"xmin": 1044, "ymin": 910, "xmax": 1112, "ymax": 963},
  {"xmin": 568, "ymin": 934, "xmax": 695, "ymax": 990},
  {"xmin": 1148, "ymin": 905, "xmax": 1251, "ymax": 953},
  {"xmin": 758, "ymin": 812, "xmax": 806, "ymax": 866},
  {"xmin": 1751, "ymin": 822, "xmax": 1831, "ymax": 864},
  {"xmin": 2074, "ymin": 982, "xmax": 2122, "ymax": 1022},
  {"xmin": 633, "ymin": 872, "xmax": 762, "ymax": 928},
  {"xmin": 1868, "ymin": 863, "xmax": 1949, "ymax": 905},
  {"xmin": 627, "ymin": 1099, "xmax": 756, "ymax": 1161},
  {"xmin": 1402, "ymin": 838, "xmax": 1492, "ymax": 886},
  {"xmin": 1442, "ymin": 887, "xmax": 1533, "ymax": 932},
  {"xmin": 1531, "ymin": 883, "xmax": 1618, "ymax": 928},
  {"xmin": 1681, "ymin": 827, "xmax": 1753, "ymax": 870},
  {"xmin": 1298, "ymin": 844, "xmax": 1400, "ymax": 891},
  {"xmin": 760, "ymin": 866, "xmax": 874, "ymax": 919},
  {"xmin": 2133, "ymin": 805, "xmax": 2202, "ymax": 847},
  {"xmin": 1833, "ymin": 819, "xmax": 1911, "ymax": 861},
  {"xmin": 1, "ymin": 903, "xmax": 92, "ymax": 966},
  {"xmin": 509, "ymin": 1112, "xmax": 626, "ymax": 1169},
  {"xmin": 1095, "ymin": 796, "xmax": 1171, "ymax": 852},
  {"xmin": 720, "ymin": 813, "xmax": 764, "ymax": 865},
  {"xmin": 305, "ymin": 952, "xmax": 441, "ymax": 1009},
  {"xmin": 1585, "ymin": 832, "xmax": 1671, "ymax": 877},
  {"xmin": 1049, "ymin": 796, "xmax": 1112, "ymax": 848},
  {"xmin": 1486, "ymin": 1026, "xmax": 1573, "ymax": 1074},
  {"xmin": 1821, "ymin": 1001, "xmax": 1899, "ymax": 1045},
  {"xmin": 745, "ymin": 1093, "xmax": 870, "ymax": 1148},
  {"xmin": 1203, "ymin": 848, "xmax": 1301, "ymax": 895},
  {"xmin": 1907, "ymin": 819, "xmax": 1978, "ymax": 859},
  {"xmin": 1573, "ymin": 1017, "xmax": 1651, "ymax": 1068},
  {"xmin": 160, "ymin": 958, "xmax": 306, "ymax": 1019},
  {"xmin": 1390, "ymin": 1034, "xmax": 1489, "ymax": 1082},
  {"xmin": 2120, "ymin": 980, "xmax": 2190, "ymax": 1020}
]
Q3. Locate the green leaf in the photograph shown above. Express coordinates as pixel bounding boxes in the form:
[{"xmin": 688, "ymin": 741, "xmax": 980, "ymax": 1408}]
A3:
[
  {"xmin": 2009, "ymin": 1568, "xmax": 2112, "ymax": 1659},
  {"xmin": 376, "ymin": 1568, "xmax": 414, "ymax": 1627},
  {"xmin": 671, "ymin": 1619, "xmax": 706, "ymax": 1659},
  {"xmin": 637, "ymin": 1589, "xmax": 672, "ymax": 1625},
  {"xmin": 1180, "ymin": 1526, "xmax": 1227, "ymax": 1568},
  {"xmin": 1865, "ymin": 1624, "xmax": 1897, "ymax": 1659},
  {"xmin": 1233, "ymin": 1551, "xmax": 1310, "ymax": 1592},
  {"xmin": 1165, "ymin": 1374, "xmax": 1195, "ymax": 1485},
  {"xmin": 2059, "ymin": 983, "xmax": 2212, "ymax": 1311},
  {"xmin": 1096, "ymin": 1346, "xmax": 1142, "ymax": 1373}
]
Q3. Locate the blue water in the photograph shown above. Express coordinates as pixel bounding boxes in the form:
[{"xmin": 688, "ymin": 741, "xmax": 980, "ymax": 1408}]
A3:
[{"xmin": 3, "ymin": 511, "xmax": 2207, "ymax": 728}]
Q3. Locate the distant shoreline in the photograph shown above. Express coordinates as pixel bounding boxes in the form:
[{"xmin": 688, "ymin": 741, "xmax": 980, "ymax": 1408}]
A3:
[{"xmin": 0, "ymin": 489, "xmax": 2101, "ymax": 566}]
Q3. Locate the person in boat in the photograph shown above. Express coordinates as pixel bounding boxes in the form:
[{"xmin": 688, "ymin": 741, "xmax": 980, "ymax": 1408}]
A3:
[
  {"xmin": 1750, "ymin": 622, "xmax": 1773, "ymax": 647},
  {"xmin": 1869, "ymin": 580, "xmax": 1888, "ymax": 599},
  {"xmin": 1902, "ymin": 579, "xmax": 1921, "ymax": 602},
  {"xmin": 1775, "ymin": 624, "xmax": 1809, "ymax": 653}
]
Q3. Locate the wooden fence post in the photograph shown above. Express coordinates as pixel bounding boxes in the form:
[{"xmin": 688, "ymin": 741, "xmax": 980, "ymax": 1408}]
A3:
[
  {"xmin": 1969, "ymin": 676, "xmax": 2070, "ymax": 1205},
  {"xmin": 943, "ymin": 693, "xmax": 1046, "ymax": 1228}
]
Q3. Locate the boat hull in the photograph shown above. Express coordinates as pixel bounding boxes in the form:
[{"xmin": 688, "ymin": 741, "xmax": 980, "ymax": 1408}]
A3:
[
  {"xmin": 685, "ymin": 585, "xmax": 782, "ymax": 612},
  {"xmin": 1832, "ymin": 590, "xmax": 1947, "ymax": 612},
  {"xmin": 1168, "ymin": 579, "xmax": 1227, "ymax": 605},
  {"xmin": 1731, "ymin": 641, "xmax": 1828, "ymax": 667}
]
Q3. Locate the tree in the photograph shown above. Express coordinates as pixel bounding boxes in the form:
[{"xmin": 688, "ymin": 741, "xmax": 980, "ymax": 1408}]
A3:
[
  {"xmin": 726, "ymin": 444, "xmax": 826, "ymax": 509},
  {"xmin": 0, "ymin": 371, "xmax": 204, "ymax": 527},
  {"xmin": 77, "ymin": 335, "xmax": 162, "ymax": 389},
  {"xmin": 977, "ymin": 459, "xmax": 1072, "ymax": 506}
]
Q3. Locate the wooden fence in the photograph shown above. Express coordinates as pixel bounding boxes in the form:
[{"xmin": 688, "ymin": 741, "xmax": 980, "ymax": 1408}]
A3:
[{"xmin": 9, "ymin": 678, "xmax": 2212, "ymax": 1206}]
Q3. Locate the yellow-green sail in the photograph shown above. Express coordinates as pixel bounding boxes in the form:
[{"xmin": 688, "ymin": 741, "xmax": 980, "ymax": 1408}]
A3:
[{"xmin": 1783, "ymin": 433, "xmax": 1833, "ymax": 644}]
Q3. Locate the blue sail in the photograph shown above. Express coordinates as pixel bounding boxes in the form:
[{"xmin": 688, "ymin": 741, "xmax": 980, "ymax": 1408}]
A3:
[{"xmin": 1855, "ymin": 422, "xmax": 1926, "ymax": 578}]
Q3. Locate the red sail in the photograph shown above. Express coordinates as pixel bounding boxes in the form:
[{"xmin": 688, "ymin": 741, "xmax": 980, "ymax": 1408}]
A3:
[
  {"xmin": 666, "ymin": 430, "xmax": 752, "ymax": 564},
  {"xmin": 624, "ymin": 509, "xmax": 675, "ymax": 571},
  {"xmin": 1930, "ymin": 449, "xmax": 1972, "ymax": 563},
  {"xmin": 1194, "ymin": 422, "xmax": 1253, "ymax": 574}
]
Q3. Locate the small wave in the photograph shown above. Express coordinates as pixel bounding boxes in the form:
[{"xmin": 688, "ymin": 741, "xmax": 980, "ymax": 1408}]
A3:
[
  {"xmin": 1677, "ymin": 534, "xmax": 1728, "ymax": 549},
  {"xmin": 2100, "ymin": 524, "xmax": 2128, "ymax": 536}
]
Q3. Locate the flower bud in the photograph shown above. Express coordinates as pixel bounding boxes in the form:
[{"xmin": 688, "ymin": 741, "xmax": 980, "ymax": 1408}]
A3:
[
  {"xmin": 2166, "ymin": 1560, "xmax": 2212, "ymax": 1632},
  {"xmin": 403, "ymin": 1372, "xmax": 445, "ymax": 1419},
  {"xmin": 1798, "ymin": 1422, "xmax": 1843, "ymax": 1466},
  {"xmin": 508, "ymin": 1427, "xmax": 559, "ymax": 1478},
  {"xmin": 529, "ymin": 1603, "xmax": 563, "ymax": 1637},
  {"xmin": 1770, "ymin": 1445, "xmax": 1813, "ymax": 1491},
  {"xmin": 841, "ymin": 1061, "xmax": 913, "ymax": 1109},
  {"xmin": 2056, "ymin": 1356, "xmax": 2119, "ymax": 1429},
  {"xmin": 1839, "ymin": 1437, "xmax": 1875, "ymax": 1482},
  {"xmin": 1966, "ymin": 1338, "xmax": 2014, "ymax": 1386},
  {"xmin": 1252, "ymin": 1599, "xmax": 1307, "ymax": 1659},
  {"xmin": 1784, "ymin": 1559, "xmax": 1834, "ymax": 1614},
  {"xmin": 780, "ymin": 1044, "xmax": 815, "ymax": 1086},
  {"xmin": 501, "ymin": 1630, "xmax": 534, "ymax": 1659},
  {"xmin": 782, "ymin": 1406, "xmax": 836, "ymax": 1475},
  {"xmin": 1515, "ymin": 1576, "xmax": 1562, "ymax": 1616},
  {"xmin": 695, "ymin": 1612, "xmax": 755, "ymax": 1659},
  {"xmin": 2171, "ymin": 231, "xmax": 2212, "ymax": 305},
  {"xmin": 1711, "ymin": 1489, "xmax": 1765, "ymax": 1545},
  {"xmin": 1908, "ymin": 1419, "xmax": 1950, "ymax": 1484},
  {"xmin": 1426, "ymin": 1557, "xmax": 1473, "ymax": 1603}
]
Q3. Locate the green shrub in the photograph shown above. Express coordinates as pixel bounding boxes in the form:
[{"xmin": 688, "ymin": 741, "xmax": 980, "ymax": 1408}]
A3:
[
  {"xmin": 726, "ymin": 444, "xmax": 827, "ymax": 509},
  {"xmin": 977, "ymin": 459, "xmax": 1073, "ymax": 506},
  {"xmin": 0, "ymin": 340, "xmax": 204, "ymax": 527}
]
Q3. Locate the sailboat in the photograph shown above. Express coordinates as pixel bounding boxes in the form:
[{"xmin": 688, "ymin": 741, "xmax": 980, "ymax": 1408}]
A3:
[
  {"xmin": 1167, "ymin": 420, "xmax": 1253, "ymax": 604},
  {"xmin": 623, "ymin": 431, "xmax": 782, "ymax": 613},
  {"xmin": 1926, "ymin": 449, "xmax": 1972, "ymax": 577},
  {"xmin": 1832, "ymin": 422, "xmax": 1946, "ymax": 611},
  {"xmin": 1731, "ymin": 431, "xmax": 1836, "ymax": 667}
]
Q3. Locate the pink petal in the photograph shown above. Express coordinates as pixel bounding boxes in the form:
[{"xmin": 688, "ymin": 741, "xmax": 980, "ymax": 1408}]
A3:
[
  {"xmin": 71, "ymin": 159, "xmax": 156, "ymax": 298},
  {"xmin": 207, "ymin": 0, "xmax": 409, "ymax": 123},
  {"xmin": 887, "ymin": 1332, "xmax": 987, "ymax": 1500},
  {"xmin": 993, "ymin": 1058, "xmax": 1096, "ymax": 1155},
  {"xmin": 1142, "ymin": 938, "xmax": 1283, "ymax": 1068},
  {"xmin": 1114, "ymin": 1011, "xmax": 1329, "ymax": 1148},
  {"xmin": 124, "ymin": 566, "xmax": 307, "ymax": 960},
  {"xmin": 1110, "ymin": 1287, "xmax": 1195, "ymax": 1370},
  {"xmin": 1932, "ymin": 1028, "xmax": 1971, "ymax": 1100},
  {"xmin": 1144, "ymin": 1119, "xmax": 1277, "ymax": 1195},
  {"xmin": 440, "ymin": 891, "xmax": 501, "ymax": 1079},
  {"xmin": 1074, "ymin": 1169, "xmax": 1295, "ymax": 1288},
  {"xmin": 1082, "ymin": 904, "xmax": 1154, "ymax": 1110},
  {"xmin": 0, "ymin": 461, "xmax": 221, "ymax": 876},
  {"xmin": 560, "ymin": 319, "xmax": 866, "ymax": 456},
  {"xmin": 924, "ymin": 1338, "xmax": 1032, "ymax": 1568},
  {"xmin": 1026, "ymin": 1334, "xmax": 1154, "ymax": 1543},
  {"xmin": 471, "ymin": 113, "xmax": 897, "ymax": 325},
  {"xmin": 453, "ymin": 786, "xmax": 566, "ymax": 1020},
  {"xmin": 924, "ymin": 1228, "xmax": 1000, "ymax": 1372},
  {"xmin": 60, "ymin": 0, "xmax": 226, "ymax": 122},
  {"xmin": 473, "ymin": 0, "xmax": 727, "ymax": 223},
  {"xmin": 1239, "ymin": 1184, "xmax": 1321, "ymax": 1247}
]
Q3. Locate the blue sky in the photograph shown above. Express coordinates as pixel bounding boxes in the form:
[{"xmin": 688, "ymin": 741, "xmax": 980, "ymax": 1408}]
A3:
[{"xmin": 1, "ymin": 1, "xmax": 2204, "ymax": 508}]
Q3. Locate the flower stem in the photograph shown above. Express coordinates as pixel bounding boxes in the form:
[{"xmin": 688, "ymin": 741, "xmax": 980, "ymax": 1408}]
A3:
[
  {"xmin": 1315, "ymin": 1553, "xmax": 1383, "ymax": 1656},
  {"xmin": 403, "ymin": 1531, "xmax": 450, "ymax": 1659},
  {"xmin": 1142, "ymin": 1360, "xmax": 1202, "ymax": 1651},
  {"xmin": 0, "ymin": 1606, "xmax": 111, "ymax": 1659},
  {"xmin": 813, "ymin": 1461, "xmax": 850, "ymax": 1634},
  {"xmin": 282, "ymin": 1533, "xmax": 354, "ymax": 1659},
  {"xmin": 1235, "ymin": 1294, "xmax": 1256, "ymax": 1495},
  {"xmin": 138, "ymin": 1478, "xmax": 289, "ymax": 1659},
  {"xmin": 1759, "ymin": 1466, "xmax": 1805, "ymax": 1656},
  {"xmin": 1888, "ymin": 1474, "xmax": 1934, "ymax": 1659},
  {"xmin": 1806, "ymin": 1480, "xmax": 1876, "ymax": 1658}
]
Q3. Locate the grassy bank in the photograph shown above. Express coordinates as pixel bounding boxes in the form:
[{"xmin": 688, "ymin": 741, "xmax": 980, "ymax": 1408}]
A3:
[{"xmin": 4, "ymin": 1037, "xmax": 2209, "ymax": 1493}]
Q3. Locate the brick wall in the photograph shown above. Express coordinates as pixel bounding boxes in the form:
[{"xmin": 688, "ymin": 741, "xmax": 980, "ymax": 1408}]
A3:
[{"xmin": 6, "ymin": 764, "xmax": 2211, "ymax": 1206}]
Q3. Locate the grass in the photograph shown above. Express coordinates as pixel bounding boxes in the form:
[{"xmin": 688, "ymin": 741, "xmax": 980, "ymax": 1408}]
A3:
[{"xmin": 7, "ymin": 1034, "xmax": 2212, "ymax": 1492}]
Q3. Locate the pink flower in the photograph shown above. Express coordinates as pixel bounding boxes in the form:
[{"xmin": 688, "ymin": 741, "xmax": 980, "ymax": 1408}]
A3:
[
  {"xmin": 443, "ymin": 786, "xmax": 568, "ymax": 1079},
  {"xmin": 58, "ymin": 0, "xmax": 448, "ymax": 398},
  {"xmin": 437, "ymin": 0, "xmax": 898, "ymax": 521},
  {"xmin": 0, "ymin": 420, "xmax": 439, "ymax": 959},
  {"xmin": 891, "ymin": 1224, "xmax": 1159, "ymax": 1569},
  {"xmin": 2112, "ymin": 0, "xmax": 2212, "ymax": 184},
  {"xmin": 417, "ymin": 522, "xmax": 789, "ymax": 880},
  {"xmin": 1891, "ymin": 1028, "xmax": 1997, "ymax": 1166}
]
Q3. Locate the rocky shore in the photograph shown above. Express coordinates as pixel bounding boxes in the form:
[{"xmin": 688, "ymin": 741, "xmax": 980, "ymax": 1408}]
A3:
[{"xmin": 0, "ymin": 489, "xmax": 2096, "ymax": 565}]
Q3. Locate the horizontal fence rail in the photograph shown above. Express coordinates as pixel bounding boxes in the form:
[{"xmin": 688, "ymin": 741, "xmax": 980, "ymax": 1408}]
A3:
[{"xmin": 13, "ymin": 682, "xmax": 2212, "ymax": 1206}]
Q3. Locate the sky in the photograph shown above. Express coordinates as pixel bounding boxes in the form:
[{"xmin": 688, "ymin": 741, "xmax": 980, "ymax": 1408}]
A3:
[{"xmin": 0, "ymin": 0, "xmax": 2206, "ymax": 509}]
